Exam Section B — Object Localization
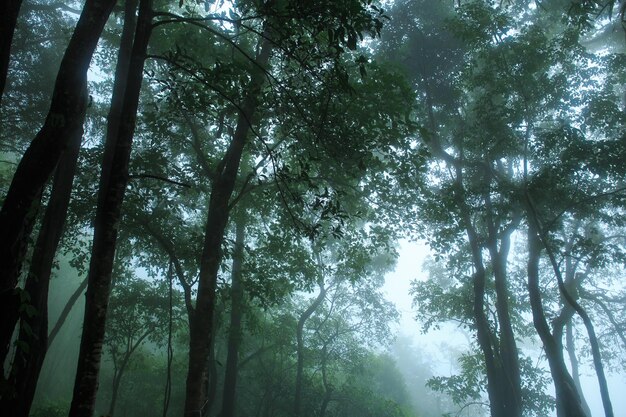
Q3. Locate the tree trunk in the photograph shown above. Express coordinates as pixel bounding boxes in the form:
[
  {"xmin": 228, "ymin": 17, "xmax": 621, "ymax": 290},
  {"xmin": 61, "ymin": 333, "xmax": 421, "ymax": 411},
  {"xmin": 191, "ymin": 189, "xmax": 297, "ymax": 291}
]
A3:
[
  {"xmin": 294, "ymin": 281, "xmax": 326, "ymax": 417},
  {"xmin": 108, "ymin": 364, "xmax": 123, "ymax": 417},
  {"xmin": 68, "ymin": 1, "xmax": 152, "ymax": 415},
  {"xmin": 526, "ymin": 224, "xmax": 587, "ymax": 417},
  {"xmin": 566, "ymin": 321, "xmax": 592, "ymax": 417},
  {"xmin": 0, "ymin": 0, "xmax": 117, "ymax": 366},
  {"xmin": 108, "ymin": 329, "xmax": 151, "ymax": 417},
  {"xmin": 183, "ymin": 37, "xmax": 272, "ymax": 417},
  {"xmin": 98, "ymin": 0, "xmax": 139, "ymax": 210},
  {"xmin": 0, "ymin": 0, "xmax": 23, "ymax": 107},
  {"xmin": 483, "ymin": 165, "xmax": 523, "ymax": 417},
  {"xmin": 318, "ymin": 344, "xmax": 332, "ymax": 417},
  {"xmin": 486, "ymin": 230, "xmax": 522, "ymax": 417},
  {"xmin": 205, "ymin": 336, "xmax": 218, "ymax": 417},
  {"xmin": 453, "ymin": 177, "xmax": 506, "ymax": 417},
  {"xmin": 48, "ymin": 277, "xmax": 88, "ymax": 349},
  {"xmin": 527, "ymin": 205, "xmax": 614, "ymax": 417},
  {"xmin": 552, "ymin": 252, "xmax": 591, "ymax": 416},
  {"xmin": 220, "ymin": 217, "xmax": 246, "ymax": 417},
  {"xmin": 468, "ymin": 246, "xmax": 506, "ymax": 417},
  {"xmin": 0, "ymin": 100, "xmax": 84, "ymax": 417}
]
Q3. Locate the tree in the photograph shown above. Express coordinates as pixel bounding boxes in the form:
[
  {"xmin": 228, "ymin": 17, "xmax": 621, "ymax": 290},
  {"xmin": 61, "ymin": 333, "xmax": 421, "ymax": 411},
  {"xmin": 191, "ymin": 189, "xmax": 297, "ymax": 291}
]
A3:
[
  {"xmin": 392, "ymin": 1, "xmax": 625, "ymax": 415},
  {"xmin": 0, "ymin": 1, "xmax": 117, "ymax": 371},
  {"xmin": 0, "ymin": 94, "xmax": 84, "ymax": 417},
  {"xmin": 385, "ymin": 1, "xmax": 525, "ymax": 414},
  {"xmin": 220, "ymin": 214, "xmax": 247, "ymax": 417},
  {"xmin": 103, "ymin": 276, "xmax": 181, "ymax": 417},
  {"xmin": 0, "ymin": 3, "xmax": 140, "ymax": 416},
  {"xmin": 122, "ymin": 2, "xmax": 393, "ymax": 414},
  {"xmin": 68, "ymin": 1, "xmax": 153, "ymax": 415}
]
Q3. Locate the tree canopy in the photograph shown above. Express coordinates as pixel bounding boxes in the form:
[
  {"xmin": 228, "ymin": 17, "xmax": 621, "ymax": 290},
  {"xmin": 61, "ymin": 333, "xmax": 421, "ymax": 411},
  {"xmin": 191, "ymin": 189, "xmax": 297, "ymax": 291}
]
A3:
[{"xmin": 1, "ymin": 1, "xmax": 625, "ymax": 417}]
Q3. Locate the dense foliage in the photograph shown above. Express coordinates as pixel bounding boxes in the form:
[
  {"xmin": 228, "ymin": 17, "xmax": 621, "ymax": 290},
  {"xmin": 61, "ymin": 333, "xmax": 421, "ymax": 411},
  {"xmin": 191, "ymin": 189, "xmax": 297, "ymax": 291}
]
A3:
[{"xmin": 1, "ymin": 1, "xmax": 625, "ymax": 417}]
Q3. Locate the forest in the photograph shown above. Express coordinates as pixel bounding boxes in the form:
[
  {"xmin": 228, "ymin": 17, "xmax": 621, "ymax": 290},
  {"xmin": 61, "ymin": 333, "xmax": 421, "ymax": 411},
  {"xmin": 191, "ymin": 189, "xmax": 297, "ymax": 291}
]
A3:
[{"xmin": 1, "ymin": 0, "xmax": 626, "ymax": 416}]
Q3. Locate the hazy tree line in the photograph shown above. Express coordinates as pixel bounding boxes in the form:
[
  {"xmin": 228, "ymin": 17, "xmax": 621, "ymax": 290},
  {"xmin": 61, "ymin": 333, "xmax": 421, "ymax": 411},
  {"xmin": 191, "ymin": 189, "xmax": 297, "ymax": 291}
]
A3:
[{"xmin": 0, "ymin": 1, "xmax": 625, "ymax": 417}]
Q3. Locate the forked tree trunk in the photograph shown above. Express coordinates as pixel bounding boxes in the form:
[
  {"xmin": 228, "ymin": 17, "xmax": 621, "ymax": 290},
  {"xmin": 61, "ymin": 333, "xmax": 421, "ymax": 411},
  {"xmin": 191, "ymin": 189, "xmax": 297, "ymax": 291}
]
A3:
[
  {"xmin": 484, "ymin": 168, "xmax": 523, "ymax": 417},
  {"xmin": 526, "ymin": 224, "xmax": 587, "ymax": 417},
  {"xmin": 107, "ymin": 329, "xmax": 151, "ymax": 417},
  {"xmin": 0, "ymin": 0, "xmax": 117, "ymax": 367},
  {"xmin": 0, "ymin": 102, "xmax": 84, "ymax": 417},
  {"xmin": 486, "ymin": 231, "xmax": 523, "ymax": 417},
  {"xmin": 468, "ymin": 241, "xmax": 506, "ymax": 417},
  {"xmin": 566, "ymin": 321, "xmax": 593, "ymax": 417},
  {"xmin": 68, "ymin": 1, "xmax": 152, "ymax": 415},
  {"xmin": 527, "ymin": 205, "xmax": 614, "ymax": 417},
  {"xmin": 48, "ymin": 277, "xmax": 88, "ymax": 348},
  {"xmin": 453, "ymin": 177, "xmax": 508, "ymax": 417},
  {"xmin": 220, "ymin": 217, "xmax": 246, "ymax": 417},
  {"xmin": 183, "ymin": 37, "xmax": 272, "ymax": 417}
]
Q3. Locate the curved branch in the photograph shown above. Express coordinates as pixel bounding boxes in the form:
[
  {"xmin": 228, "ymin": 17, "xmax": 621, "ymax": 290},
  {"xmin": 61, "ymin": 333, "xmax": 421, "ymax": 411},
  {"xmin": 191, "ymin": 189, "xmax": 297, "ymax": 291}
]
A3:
[
  {"xmin": 133, "ymin": 217, "xmax": 194, "ymax": 318},
  {"xmin": 580, "ymin": 287, "xmax": 626, "ymax": 349}
]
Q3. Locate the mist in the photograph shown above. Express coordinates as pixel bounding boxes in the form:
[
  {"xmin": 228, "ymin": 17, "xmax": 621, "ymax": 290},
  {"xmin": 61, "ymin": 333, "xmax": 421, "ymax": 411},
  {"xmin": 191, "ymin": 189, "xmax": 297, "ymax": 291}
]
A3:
[{"xmin": 1, "ymin": 1, "xmax": 626, "ymax": 417}]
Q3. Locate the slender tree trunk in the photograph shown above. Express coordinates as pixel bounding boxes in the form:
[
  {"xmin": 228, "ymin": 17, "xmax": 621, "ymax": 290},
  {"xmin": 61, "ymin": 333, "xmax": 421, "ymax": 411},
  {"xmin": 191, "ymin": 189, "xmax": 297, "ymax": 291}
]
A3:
[
  {"xmin": 183, "ymin": 37, "xmax": 272, "ymax": 417},
  {"xmin": 0, "ymin": 0, "xmax": 117, "ymax": 364},
  {"xmin": 547, "ymin": 242, "xmax": 589, "ymax": 416},
  {"xmin": 68, "ymin": 1, "xmax": 152, "ymax": 415},
  {"xmin": 526, "ymin": 224, "xmax": 587, "ymax": 417},
  {"xmin": 108, "ymin": 365, "xmax": 123, "ymax": 417},
  {"xmin": 108, "ymin": 330, "xmax": 151, "ymax": 417},
  {"xmin": 581, "ymin": 288, "xmax": 626, "ymax": 349},
  {"xmin": 220, "ymin": 217, "xmax": 246, "ymax": 417},
  {"xmin": 566, "ymin": 321, "xmax": 592, "ymax": 417},
  {"xmin": 0, "ymin": 99, "xmax": 84, "ymax": 417},
  {"xmin": 107, "ymin": 356, "xmax": 127, "ymax": 417},
  {"xmin": 552, "ymin": 258, "xmax": 592, "ymax": 416},
  {"xmin": 294, "ymin": 281, "xmax": 326, "ymax": 417},
  {"xmin": 48, "ymin": 277, "xmax": 88, "ymax": 348},
  {"xmin": 527, "ymin": 204, "xmax": 614, "ymax": 417},
  {"xmin": 318, "ymin": 344, "xmax": 332, "ymax": 417},
  {"xmin": 0, "ymin": 0, "xmax": 23, "ymax": 107}
]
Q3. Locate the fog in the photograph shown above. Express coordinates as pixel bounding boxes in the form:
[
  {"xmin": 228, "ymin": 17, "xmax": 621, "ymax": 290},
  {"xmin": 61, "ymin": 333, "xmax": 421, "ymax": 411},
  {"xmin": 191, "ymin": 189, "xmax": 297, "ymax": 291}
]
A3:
[{"xmin": 2, "ymin": 1, "xmax": 626, "ymax": 417}]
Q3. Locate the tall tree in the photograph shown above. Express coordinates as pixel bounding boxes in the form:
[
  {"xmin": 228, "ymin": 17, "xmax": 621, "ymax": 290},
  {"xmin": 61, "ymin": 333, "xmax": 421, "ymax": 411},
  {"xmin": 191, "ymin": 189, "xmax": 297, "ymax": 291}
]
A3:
[
  {"xmin": 0, "ymin": 2, "xmax": 139, "ymax": 415},
  {"xmin": 525, "ymin": 222, "xmax": 588, "ymax": 417},
  {"xmin": 383, "ymin": 2, "xmax": 525, "ymax": 414},
  {"xmin": 68, "ymin": 0, "xmax": 153, "ymax": 415},
  {"xmin": 0, "ymin": 0, "xmax": 117, "ymax": 371},
  {"xmin": 183, "ymin": 31, "xmax": 274, "ymax": 417},
  {"xmin": 392, "ymin": 1, "xmax": 625, "ymax": 415},
  {"xmin": 0, "ymin": 98, "xmax": 84, "ymax": 417}
]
